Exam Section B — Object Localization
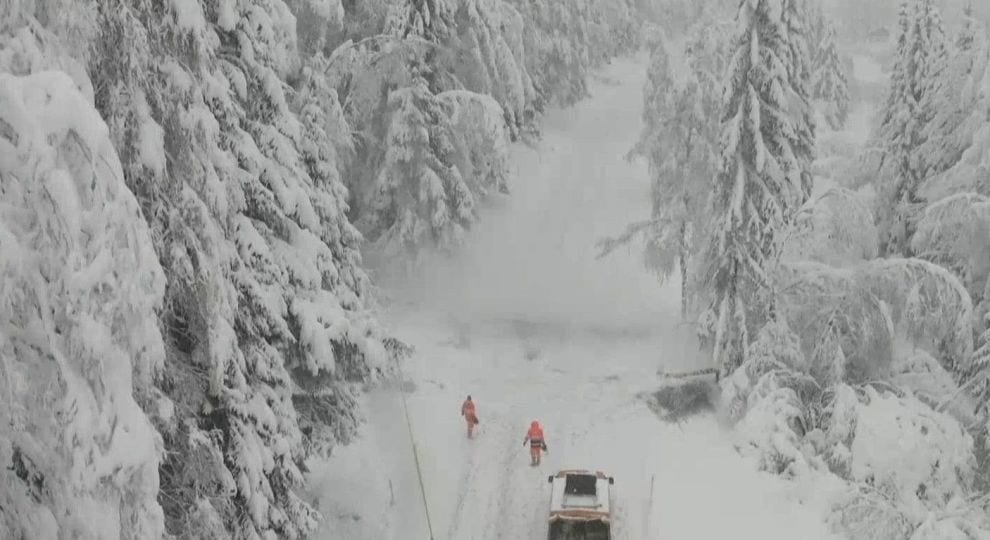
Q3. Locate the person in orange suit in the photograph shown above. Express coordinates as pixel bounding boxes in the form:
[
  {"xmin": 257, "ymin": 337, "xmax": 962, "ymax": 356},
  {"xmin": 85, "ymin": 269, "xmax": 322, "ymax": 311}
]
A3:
[
  {"xmin": 523, "ymin": 420, "xmax": 547, "ymax": 465},
  {"xmin": 461, "ymin": 395, "xmax": 479, "ymax": 438}
]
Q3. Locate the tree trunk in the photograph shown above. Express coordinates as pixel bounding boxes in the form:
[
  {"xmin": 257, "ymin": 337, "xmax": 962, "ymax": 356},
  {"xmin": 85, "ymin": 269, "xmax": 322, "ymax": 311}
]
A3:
[{"xmin": 679, "ymin": 226, "xmax": 688, "ymax": 321}]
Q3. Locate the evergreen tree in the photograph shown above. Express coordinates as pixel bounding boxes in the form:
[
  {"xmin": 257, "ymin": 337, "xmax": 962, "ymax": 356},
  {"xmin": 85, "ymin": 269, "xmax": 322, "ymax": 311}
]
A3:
[
  {"xmin": 912, "ymin": 192, "xmax": 990, "ymax": 300},
  {"xmin": 781, "ymin": 0, "xmax": 816, "ymax": 198},
  {"xmin": 385, "ymin": 0, "xmax": 456, "ymax": 43},
  {"xmin": 875, "ymin": 2, "xmax": 918, "ymax": 256},
  {"xmin": 919, "ymin": 2, "xmax": 987, "ymax": 181},
  {"xmin": 812, "ymin": 24, "xmax": 851, "ymax": 129},
  {"xmin": 505, "ymin": 0, "xmax": 639, "ymax": 107},
  {"xmin": 973, "ymin": 314, "xmax": 990, "ymax": 418},
  {"xmin": 912, "ymin": 0, "xmax": 949, "ymax": 182},
  {"xmin": 703, "ymin": 0, "xmax": 812, "ymax": 376},
  {"xmin": 203, "ymin": 1, "xmax": 398, "ymax": 536},
  {"xmin": 804, "ymin": 0, "xmax": 827, "ymax": 55},
  {"xmin": 601, "ymin": 18, "xmax": 731, "ymax": 319},
  {"xmin": 382, "ymin": 0, "xmax": 457, "ymax": 94},
  {"xmin": 328, "ymin": 0, "xmax": 523, "ymax": 261},
  {"xmin": 875, "ymin": 0, "xmax": 947, "ymax": 257},
  {"xmin": 0, "ymin": 30, "xmax": 167, "ymax": 538},
  {"xmin": 329, "ymin": 0, "xmax": 645, "ymax": 262},
  {"xmin": 927, "ymin": 47, "xmax": 990, "ymax": 201},
  {"xmin": 439, "ymin": 89, "xmax": 512, "ymax": 197},
  {"xmin": 446, "ymin": 0, "xmax": 534, "ymax": 138},
  {"xmin": 784, "ymin": 187, "xmax": 879, "ymax": 266},
  {"xmin": 86, "ymin": 1, "xmax": 396, "ymax": 536},
  {"xmin": 0, "ymin": 0, "xmax": 668, "ymax": 535},
  {"xmin": 507, "ymin": 0, "xmax": 591, "ymax": 106},
  {"xmin": 361, "ymin": 73, "xmax": 476, "ymax": 257}
]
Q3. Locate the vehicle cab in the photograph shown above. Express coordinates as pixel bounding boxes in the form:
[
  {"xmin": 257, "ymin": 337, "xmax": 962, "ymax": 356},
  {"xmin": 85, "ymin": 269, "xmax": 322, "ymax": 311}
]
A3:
[{"xmin": 546, "ymin": 469, "xmax": 615, "ymax": 540}]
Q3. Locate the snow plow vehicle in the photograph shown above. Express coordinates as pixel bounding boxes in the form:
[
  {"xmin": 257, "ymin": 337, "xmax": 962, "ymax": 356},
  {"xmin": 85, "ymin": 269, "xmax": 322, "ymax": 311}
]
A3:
[{"xmin": 546, "ymin": 469, "xmax": 615, "ymax": 540}]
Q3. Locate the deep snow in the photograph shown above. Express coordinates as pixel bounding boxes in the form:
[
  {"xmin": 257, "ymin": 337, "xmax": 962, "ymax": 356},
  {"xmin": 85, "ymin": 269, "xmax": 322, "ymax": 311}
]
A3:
[{"xmin": 309, "ymin": 56, "xmax": 839, "ymax": 540}]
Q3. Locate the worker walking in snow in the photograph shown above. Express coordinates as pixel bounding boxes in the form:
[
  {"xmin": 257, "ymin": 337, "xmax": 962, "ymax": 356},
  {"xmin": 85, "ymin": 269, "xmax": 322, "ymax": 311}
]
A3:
[
  {"xmin": 461, "ymin": 395, "xmax": 479, "ymax": 438},
  {"xmin": 523, "ymin": 420, "xmax": 547, "ymax": 466}
]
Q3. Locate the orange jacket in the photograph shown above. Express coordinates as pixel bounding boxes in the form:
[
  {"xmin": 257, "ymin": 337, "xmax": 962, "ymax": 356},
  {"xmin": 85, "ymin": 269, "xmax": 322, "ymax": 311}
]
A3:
[
  {"xmin": 461, "ymin": 399, "xmax": 476, "ymax": 417},
  {"xmin": 525, "ymin": 422, "xmax": 544, "ymax": 447}
]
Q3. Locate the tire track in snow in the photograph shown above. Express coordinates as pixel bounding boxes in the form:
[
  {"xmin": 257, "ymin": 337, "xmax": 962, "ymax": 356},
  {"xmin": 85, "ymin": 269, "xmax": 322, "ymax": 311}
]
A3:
[
  {"xmin": 484, "ymin": 429, "xmax": 523, "ymax": 538},
  {"xmin": 447, "ymin": 430, "xmax": 482, "ymax": 538},
  {"xmin": 445, "ymin": 401, "xmax": 550, "ymax": 540},
  {"xmin": 445, "ymin": 432, "xmax": 481, "ymax": 539},
  {"xmin": 447, "ymin": 413, "xmax": 519, "ymax": 539},
  {"xmin": 485, "ymin": 415, "xmax": 547, "ymax": 539}
]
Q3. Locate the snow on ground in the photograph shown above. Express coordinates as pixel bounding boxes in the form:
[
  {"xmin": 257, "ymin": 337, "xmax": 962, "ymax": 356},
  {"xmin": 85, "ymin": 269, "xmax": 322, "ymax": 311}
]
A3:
[
  {"xmin": 310, "ymin": 55, "xmax": 839, "ymax": 539},
  {"xmin": 851, "ymin": 53, "xmax": 886, "ymax": 86},
  {"xmin": 846, "ymin": 51, "xmax": 888, "ymax": 143}
]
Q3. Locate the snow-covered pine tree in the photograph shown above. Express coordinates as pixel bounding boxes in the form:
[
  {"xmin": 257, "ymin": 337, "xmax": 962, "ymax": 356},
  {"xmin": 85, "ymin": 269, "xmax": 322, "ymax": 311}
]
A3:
[
  {"xmin": 784, "ymin": 187, "xmax": 879, "ymax": 266},
  {"xmin": 912, "ymin": 190, "xmax": 990, "ymax": 415},
  {"xmin": 955, "ymin": 1, "xmax": 978, "ymax": 52},
  {"xmin": 288, "ymin": 48, "xmax": 397, "ymax": 461},
  {"xmin": 875, "ymin": 0, "xmax": 947, "ymax": 257},
  {"xmin": 330, "ymin": 0, "xmax": 650, "ymax": 262},
  {"xmin": 84, "ymin": 0, "xmax": 396, "ymax": 536},
  {"xmin": 575, "ymin": 0, "xmax": 639, "ymax": 63},
  {"xmin": 812, "ymin": 24, "xmax": 851, "ymax": 130},
  {"xmin": 909, "ymin": 0, "xmax": 947, "ymax": 175},
  {"xmin": 439, "ymin": 89, "xmax": 512, "ymax": 197},
  {"xmin": 973, "ymin": 315, "xmax": 990, "ymax": 418},
  {"xmin": 781, "ymin": 0, "xmax": 816, "ymax": 199},
  {"xmin": 602, "ymin": 17, "xmax": 730, "ymax": 319},
  {"xmin": 362, "ymin": 73, "xmax": 475, "ymax": 257},
  {"xmin": 385, "ymin": 0, "xmax": 456, "ymax": 43},
  {"xmin": 926, "ymin": 47, "xmax": 990, "ymax": 200},
  {"xmin": 507, "ymin": 0, "xmax": 591, "ymax": 106},
  {"xmin": 203, "ymin": 1, "xmax": 400, "ymax": 536},
  {"xmin": 0, "ymin": 24, "xmax": 167, "ymax": 538},
  {"xmin": 780, "ymin": 258, "xmax": 973, "ymax": 384},
  {"xmin": 703, "ymin": 0, "xmax": 812, "ymax": 376},
  {"xmin": 382, "ymin": 0, "xmax": 457, "ymax": 93},
  {"xmin": 804, "ymin": 0, "xmax": 826, "ymax": 55},
  {"xmin": 446, "ymin": 0, "xmax": 534, "ymax": 139},
  {"xmin": 324, "ymin": 0, "xmax": 519, "ymax": 262},
  {"xmin": 912, "ymin": 192, "xmax": 990, "ymax": 300},
  {"xmin": 874, "ymin": 1, "xmax": 917, "ymax": 258},
  {"xmin": 85, "ymin": 4, "xmax": 245, "ymax": 533},
  {"xmin": 919, "ymin": 2, "xmax": 988, "ymax": 181},
  {"xmin": 330, "ymin": 0, "xmax": 533, "ymax": 140},
  {"xmin": 284, "ymin": 0, "xmax": 345, "ymax": 55},
  {"xmin": 594, "ymin": 0, "xmax": 640, "ymax": 57}
]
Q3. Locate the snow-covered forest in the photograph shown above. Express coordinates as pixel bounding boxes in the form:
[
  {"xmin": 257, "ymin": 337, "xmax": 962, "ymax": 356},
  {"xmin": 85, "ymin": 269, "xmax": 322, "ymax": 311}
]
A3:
[
  {"xmin": 2, "ymin": 0, "xmax": 990, "ymax": 538},
  {"xmin": 610, "ymin": 0, "xmax": 990, "ymax": 537}
]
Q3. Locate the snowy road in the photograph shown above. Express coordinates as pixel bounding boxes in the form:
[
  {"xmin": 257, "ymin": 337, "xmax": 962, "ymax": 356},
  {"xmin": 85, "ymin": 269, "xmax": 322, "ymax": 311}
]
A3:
[{"xmin": 311, "ymin": 56, "xmax": 838, "ymax": 540}]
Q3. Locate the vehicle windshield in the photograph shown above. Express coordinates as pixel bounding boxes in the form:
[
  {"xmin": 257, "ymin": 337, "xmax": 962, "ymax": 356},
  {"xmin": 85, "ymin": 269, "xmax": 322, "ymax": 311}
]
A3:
[
  {"xmin": 564, "ymin": 474, "xmax": 597, "ymax": 496},
  {"xmin": 548, "ymin": 519, "xmax": 609, "ymax": 540}
]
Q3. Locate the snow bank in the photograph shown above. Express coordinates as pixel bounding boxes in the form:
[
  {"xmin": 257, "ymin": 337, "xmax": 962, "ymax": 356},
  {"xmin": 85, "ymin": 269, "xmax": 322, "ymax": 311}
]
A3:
[
  {"xmin": 730, "ymin": 378, "xmax": 989, "ymax": 538},
  {"xmin": 733, "ymin": 372, "xmax": 989, "ymax": 539},
  {"xmin": 852, "ymin": 54, "xmax": 887, "ymax": 85},
  {"xmin": 722, "ymin": 312, "xmax": 989, "ymax": 539},
  {"xmin": 822, "ymin": 385, "xmax": 986, "ymax": 539},
  {"xmin": 306, "ymin": 427, "xmax": 394, "ymax": 539},
  {"xmin": 0, "ymin": 68, "xmax": 166, "ymax": 538},
  {"xmin": 851, "ymin": 388, "xmax": 974, "ymax": 505}
]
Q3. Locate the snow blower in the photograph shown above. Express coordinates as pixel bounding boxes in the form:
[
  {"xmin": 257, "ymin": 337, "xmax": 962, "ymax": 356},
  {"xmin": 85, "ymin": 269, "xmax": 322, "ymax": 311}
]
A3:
[{"xmin": 647, "ymin": 366, "xmax": 721, "ymax": 423}]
